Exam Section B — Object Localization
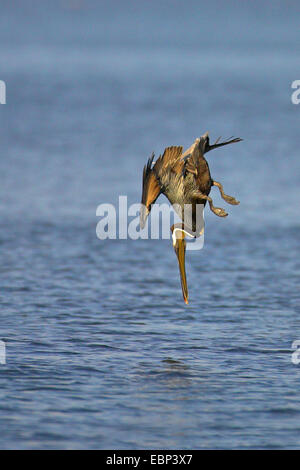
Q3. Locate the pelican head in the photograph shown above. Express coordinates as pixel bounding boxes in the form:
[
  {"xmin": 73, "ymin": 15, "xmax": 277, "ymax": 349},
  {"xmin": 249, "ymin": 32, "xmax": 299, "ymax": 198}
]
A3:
[{"xmin": 171, "ymin": 223, "xmax": 196, "ymax": 305}]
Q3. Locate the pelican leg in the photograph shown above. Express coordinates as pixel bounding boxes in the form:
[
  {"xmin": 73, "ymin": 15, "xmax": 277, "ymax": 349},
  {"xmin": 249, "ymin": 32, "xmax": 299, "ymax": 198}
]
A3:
[
  {"xmin": 213, "ymin": 180, "xmax": 240, "ymax": 205},
  {"xmin": 192, "ymin": 191, "xmax": 228, "ymax": 217}
]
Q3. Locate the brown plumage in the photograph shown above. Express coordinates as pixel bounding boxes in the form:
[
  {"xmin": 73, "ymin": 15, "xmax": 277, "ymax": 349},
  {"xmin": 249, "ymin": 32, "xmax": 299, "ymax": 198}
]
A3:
[{"xmin": 140, "ymin": 132, "xmax": 242, "ymax": 303}]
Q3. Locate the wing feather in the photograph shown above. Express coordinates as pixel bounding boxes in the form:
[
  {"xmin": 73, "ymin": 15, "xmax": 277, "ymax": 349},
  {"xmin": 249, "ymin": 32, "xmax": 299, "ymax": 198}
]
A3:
[
  {"xmin": 141, "ymin": 152, "xmax": 161, "ymax": 208},
  {"xmin": 140, "ymin": 146, "xmax": 183, "ymax": 228},
  {"xmin": 152, "ymin": 146, "xmax": 183, "ymax": 179}
]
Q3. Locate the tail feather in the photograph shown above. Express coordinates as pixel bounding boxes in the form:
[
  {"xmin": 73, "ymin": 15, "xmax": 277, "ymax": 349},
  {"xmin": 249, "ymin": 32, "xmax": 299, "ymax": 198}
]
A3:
[{"xmin": 205, "ymin": 136, "xmax": 243, "ymax": 153}]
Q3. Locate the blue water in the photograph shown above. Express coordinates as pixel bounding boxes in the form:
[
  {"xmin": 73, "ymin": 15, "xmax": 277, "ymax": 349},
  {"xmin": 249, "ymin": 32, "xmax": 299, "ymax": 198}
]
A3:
[{"xmin": 0, "ymin": 0, "xmax": 300, "ymax": 449}]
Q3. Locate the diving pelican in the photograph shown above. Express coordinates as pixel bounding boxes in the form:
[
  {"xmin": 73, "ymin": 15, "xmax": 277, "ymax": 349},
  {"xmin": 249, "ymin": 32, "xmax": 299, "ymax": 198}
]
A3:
[{"xmin": 140, "ymin": 132, "xmax": 242, "ymax": 304}]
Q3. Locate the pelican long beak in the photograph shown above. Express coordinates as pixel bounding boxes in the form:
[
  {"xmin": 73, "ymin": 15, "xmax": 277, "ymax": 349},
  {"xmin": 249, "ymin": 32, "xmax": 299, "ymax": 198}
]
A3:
[{"xmin": 174, "ymin": 238, "xmax": 189, "ymax": 304}]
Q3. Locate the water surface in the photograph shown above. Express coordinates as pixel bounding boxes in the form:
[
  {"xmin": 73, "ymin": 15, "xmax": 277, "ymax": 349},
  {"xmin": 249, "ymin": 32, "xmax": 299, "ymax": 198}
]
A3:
[{"xmin": 0, "ymin": 0, "xmax": 300, "ymax": 449}]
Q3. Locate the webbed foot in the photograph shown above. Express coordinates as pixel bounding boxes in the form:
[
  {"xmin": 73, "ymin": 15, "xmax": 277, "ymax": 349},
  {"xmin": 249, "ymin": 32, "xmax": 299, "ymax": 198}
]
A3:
[
  {"xmin": 211, "ymin": 206, "xmax": 228, "ymax": 217},
  {"xmin": 222, "ymin": 194, "xmax": 240, "ymax": 205},
  {"xmin": 213, "ymin": 181, "xmax": 240, "ymax": 206}
]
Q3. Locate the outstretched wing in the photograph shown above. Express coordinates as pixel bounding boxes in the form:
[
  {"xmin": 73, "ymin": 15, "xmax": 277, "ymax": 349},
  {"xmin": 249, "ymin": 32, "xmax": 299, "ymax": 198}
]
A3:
[{"xmin": 140, "ymin": 146, "xmax": 183, "ymax": 229}]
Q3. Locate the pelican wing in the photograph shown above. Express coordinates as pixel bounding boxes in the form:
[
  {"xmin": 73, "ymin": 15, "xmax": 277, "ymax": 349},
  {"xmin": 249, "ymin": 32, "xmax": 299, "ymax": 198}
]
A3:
[
  {"xmin": 140, "ymin": 146, "xmax": 183, "ymax": 228},
  {"xmin": 181, "ymin": 136, "xmax": 206, "ymax": 178},
  {"xmin": 182, "ymin": 133, "xmax": 242, "ymax": 159},
  {"xmin": 140, "ymin": 153, "xmax": 161, "ymax": 228},
  {"xmin": 182, "ymin": 133, "xmax": 242, "ymax": 179},
  {"xmin": 153, "ymin": 146, "xmax": 184, "ymax": 177},
  {"xmin": 204, "ymin": 135, "xmax": 243, "ymax": 153}
]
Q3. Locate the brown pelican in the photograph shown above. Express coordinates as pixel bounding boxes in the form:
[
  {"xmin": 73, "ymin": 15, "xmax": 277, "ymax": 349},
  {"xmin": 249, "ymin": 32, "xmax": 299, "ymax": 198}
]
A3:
[{"xmin": 140, "ymin": 132, "xmax": 242, "ymax": 304}]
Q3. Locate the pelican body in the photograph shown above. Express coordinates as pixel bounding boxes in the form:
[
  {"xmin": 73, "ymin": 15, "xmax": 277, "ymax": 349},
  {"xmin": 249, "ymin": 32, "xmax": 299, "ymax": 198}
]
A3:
[{"xmin": 140, "ymin": 132, "xmax": 242, "ymax": 304}]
